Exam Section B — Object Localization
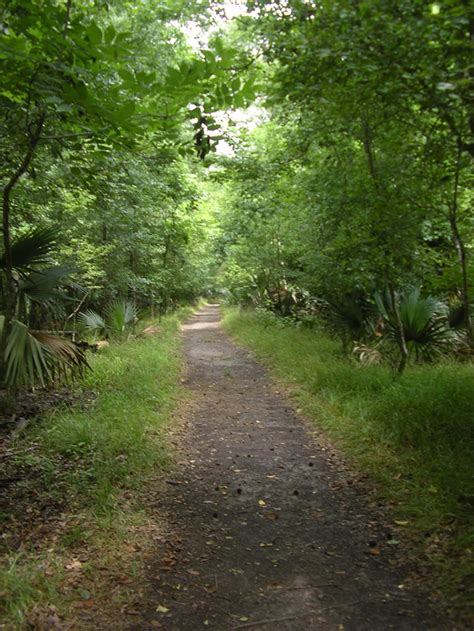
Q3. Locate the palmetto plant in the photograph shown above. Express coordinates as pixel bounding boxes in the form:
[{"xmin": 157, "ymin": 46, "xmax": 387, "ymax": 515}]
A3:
[
  {"xmin": 0, "ymin": 227, "xmax": 90, "ymax": 390},
  {"xmin": 78, "ymin": 300, "xmax": 138, "ymax": 340},
  {"xmin": 3, "ymin": 319, "xmax": 88, "ymax": 388},
  {"xmin": 326, "ymin": 292, "xmax": 375, "ymax": 352},
  {"xmin": 375, "ymin": 287, "xmax": 457, "ymax": 362},
  {"xmin": 0, "ymin": 226, "xmax": 58, "ymax": 274}
]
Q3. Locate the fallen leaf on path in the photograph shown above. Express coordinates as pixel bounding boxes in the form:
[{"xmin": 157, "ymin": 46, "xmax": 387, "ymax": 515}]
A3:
[
  {"xmin": 204, "ymin": 585, "xmax": 216, "ymax": 593},
  {"xmin": 160, "ymin": 553, "xmax": 177, "ymax": 570},
  {"xmin": 258, "ymin": 499, "xmax": 266, "ymax": 506},
  {"xmin": 156, "ymin": 605, "xmax": 170, "ymax": 613},
  {"xmin": 394, "ymin": 520, "xmax": 409, "ymax": 526}
]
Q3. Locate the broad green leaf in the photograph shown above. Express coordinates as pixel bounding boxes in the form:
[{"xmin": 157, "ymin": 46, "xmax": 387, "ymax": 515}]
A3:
[{"xmin": 87, "ymin": 22, "xmax": 103, "ymax": 45}]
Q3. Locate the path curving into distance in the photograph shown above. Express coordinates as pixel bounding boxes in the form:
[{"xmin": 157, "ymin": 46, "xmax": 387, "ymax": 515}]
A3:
[{"xmin": 133, "ymin": 305, "xmax": 451, "ymax": 631}]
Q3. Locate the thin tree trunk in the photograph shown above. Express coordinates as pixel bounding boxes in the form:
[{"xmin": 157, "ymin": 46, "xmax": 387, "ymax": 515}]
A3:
[
  {"xmin": 161, "ymin": 227, "xmax": 172, "ymax": 317},
  {"xmin": 389, "ymin": 285, "xmax": 409, "ymax": 374},
  {"xmin": 361, "ymin": 115, "xmax": 408, "ymax": 371},
  {"xmin": 448, "ymin": 146, "xmax": 472, "ymax": 346},
  {"xmin": 0, "ymin": 113, "xmax": 45, "ymax": 385},
  {"xmin": 62, "ymin": 0, "xmax": 72, "ymax": 40},
  {"xmin": 150, "ymin": 290, "xmax": 155, "ymax": 319},
  {"xmin": 361, "ymin": 116, "xmax": 380, "ymax": 191},
  {"xmin": 64, "ymin": 290, "xmax": 89, "ymax": 342}
]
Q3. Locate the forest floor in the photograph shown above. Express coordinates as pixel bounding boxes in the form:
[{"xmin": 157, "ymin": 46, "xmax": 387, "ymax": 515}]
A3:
[{"xmin": 131, "ymin": 305, "xmax": 456, "ymax": 630}]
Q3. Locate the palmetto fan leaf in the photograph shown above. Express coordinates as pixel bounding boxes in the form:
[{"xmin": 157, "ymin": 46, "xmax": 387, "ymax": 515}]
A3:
[
  {"xmin": 5, "ymin": 320, "xmax": 51, "ymax": 388},
  {"xmin": 34, "ymin": 331, "xmax": 89, "ymax": 374},
  {"xmin": 77, "ymin": 310, "xmax": 107, "ymax": 335},
  {"xmin": 375, "ymin": 287, "xmax": 457, "ymax": 361},
  {"xmin": 0, "ymin": 226, "xmax": 58, "ymax": 275},
  {"xmin": 79, "ymin": 301, "xmax": 137, "ymax": 340},
  {"xmin": 4, "ymin": 320, "xmax": 89, "ymax": 388},
  {"xmin": 19, "ymin": 265, "xmax": 79, "ymax": 306},
  {"xmin": 105, "ymin": 300, "xmax": 137, "ymax": 336},
  {"xmin": 326, "ymin": 292, "xmax": 375, "ymax": 342}
]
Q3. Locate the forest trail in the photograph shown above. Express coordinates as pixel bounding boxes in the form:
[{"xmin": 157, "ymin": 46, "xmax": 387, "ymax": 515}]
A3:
[{"xmin": 133, "ymin": 305, "xmax": 448, "ymax": 631}]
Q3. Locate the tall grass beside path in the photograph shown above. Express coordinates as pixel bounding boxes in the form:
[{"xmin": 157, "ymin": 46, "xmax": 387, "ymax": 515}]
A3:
[{"xmin": 1, "ymin": 307, "xmax": 193, "ymax": 628}]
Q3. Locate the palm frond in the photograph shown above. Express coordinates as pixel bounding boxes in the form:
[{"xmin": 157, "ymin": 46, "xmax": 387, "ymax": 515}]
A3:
[
  {"xmin": 33, "ymin": 331, "xmax": 90, "ymax": 376},
  {"xmin": 19, "ymin": 265, "xmax": 78, "ymax": 306},
  {"xmin": 77, "ymin": 310, "xmax": 107, "ymax": 335},
  {"xmin": 352, "ymin": 342, "xmax": 384, "ymax": 366},
  {"xmin": 326, "ymin": 292, "xmax": 374, "ymax": 343},
  {"xmin": 375, "ymin": 287, "xmax": 457, "ymax": 361},
  {"xmin": 78, "ymin": 301, "xmax": 138, "ymax": 340},
  {"xmin": 105, "ymin": 300, "xmax": 137, "ymax": 337},
  {"xmin": 5, "ymin": 320, "xmax": 51, "ymax": 388},
  {"xmin": 4, "ymin": 321, "xmax": 89, "ymax": 388},
  {"xmin": 1, "ymin": 226, "xmax": 58, "ymax": 274}
]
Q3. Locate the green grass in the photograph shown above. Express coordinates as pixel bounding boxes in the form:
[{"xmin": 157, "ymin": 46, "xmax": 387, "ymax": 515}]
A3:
[
  {"xmin": 223, "ymin": 307, "xmax": 474, "ymax": 620},
  {"xmin": 0, "ymin": 307, "xmax": 193, "ymax": 628}
]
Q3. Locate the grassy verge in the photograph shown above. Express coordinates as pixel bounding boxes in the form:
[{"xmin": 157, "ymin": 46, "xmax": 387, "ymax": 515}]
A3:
[
  {"xmin": 223, "ymin": 307, "xmax": 474, "ymax": 622},
  {"xmin": 0, "ymin": 307, "xmax": 193, "ymax": 629}
]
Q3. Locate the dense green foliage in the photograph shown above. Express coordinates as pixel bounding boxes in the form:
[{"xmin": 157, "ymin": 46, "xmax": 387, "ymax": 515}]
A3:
[
  {"xmin": 0, "ymin": 0, "xmax": 256, "ymax": 387},
  {"xmin": 2, "ymin": 0, "xmax": 472, "ymax": 382},
  {"xmin": 215, "ymin": 0, "xmax": 473, "ymax": 360}
]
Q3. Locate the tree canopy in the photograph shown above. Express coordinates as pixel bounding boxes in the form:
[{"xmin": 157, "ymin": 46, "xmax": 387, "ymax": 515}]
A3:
[{"xmin": 0, "ymin": 0, "xmax": 473, "ymax": 385}]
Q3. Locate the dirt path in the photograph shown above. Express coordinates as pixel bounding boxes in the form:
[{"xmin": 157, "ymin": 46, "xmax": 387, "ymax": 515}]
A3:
[{"xmin": 133, "ymin": 305, "xmax": 451, "ymax": 630}]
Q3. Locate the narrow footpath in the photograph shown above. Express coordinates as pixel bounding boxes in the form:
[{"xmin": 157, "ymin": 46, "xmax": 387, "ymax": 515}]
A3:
[{"xmin": 134, "ymin": 305, "xmax": 450, "ymax": 630}]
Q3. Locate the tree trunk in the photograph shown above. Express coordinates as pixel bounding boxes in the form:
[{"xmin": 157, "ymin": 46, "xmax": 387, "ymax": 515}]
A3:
[
  {"xmin": 150, "ymin": 290, "xmax": 155, "ymax": 319},
  {"xmin": 389, "ymin": 285, "xmax": 409, "ymax": 374},
  {"xmin": 361, "ymin": 115, "xmax": 409, "ymax": 370},
  {"xmin": 361, "ymin": 115, "xmax": 380, "ymax": 191},
  {"xmin": 161, "ymin": 228, "xmax": 172, "ymax": 317},
  {"xmin": 448, "ymin": 146, "xmax": 472, "ymax": 346}
]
